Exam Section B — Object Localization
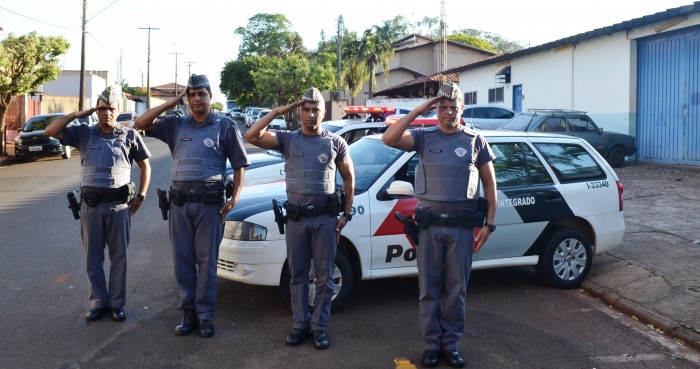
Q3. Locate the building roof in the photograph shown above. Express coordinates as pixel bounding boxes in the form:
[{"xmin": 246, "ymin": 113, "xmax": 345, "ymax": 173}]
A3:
[
  {"xmin": 443, "ymin": 1, "xmax": 700, "ymax": 74},
  {"xmin": 373, "ymin": 72, "xmax": 459, "ymax": 98}
]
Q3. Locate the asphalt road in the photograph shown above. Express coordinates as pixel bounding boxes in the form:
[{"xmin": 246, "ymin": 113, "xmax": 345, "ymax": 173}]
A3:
[{"xmin": 0, "ymin": 136, "xmax": 698, "ymax": 369}]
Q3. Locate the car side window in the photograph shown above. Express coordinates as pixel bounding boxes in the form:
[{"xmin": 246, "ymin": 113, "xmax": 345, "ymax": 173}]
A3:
[
  {"xmin": 490, "ymin": 108, "xmax": 515, "ymax": 119},
  {"xmin": 522, "ymin": 144, "xmax": 554, "ymax": 185},
  {"xmin": 534, "ymin": 143, "xmax": 607, "ymax": 183},
  {"xmin": 539, "ymin": 117, "xmax": 565, "ymax": 132},
  {"xmin": 568, "ymin": 117, "xmax": 597, "ymax": 133},
  {"xmin": 491, "ymin": 143, "xmax": 530, "ymax": 188}
]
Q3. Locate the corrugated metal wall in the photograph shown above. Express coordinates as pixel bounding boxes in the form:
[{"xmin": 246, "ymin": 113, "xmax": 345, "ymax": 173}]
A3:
[{"xmin": 638, "ymin": 27, "xmax": 700, "ymax": 165}]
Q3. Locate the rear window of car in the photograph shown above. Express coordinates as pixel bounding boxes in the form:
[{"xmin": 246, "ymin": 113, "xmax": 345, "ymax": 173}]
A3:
[
  {"xmin": 534, "ymin": 143, "xmax": 606, "ymax": 183},
  {"xmin": 500, "ymin": 114, "xmax": 534, "ymax": 130}
]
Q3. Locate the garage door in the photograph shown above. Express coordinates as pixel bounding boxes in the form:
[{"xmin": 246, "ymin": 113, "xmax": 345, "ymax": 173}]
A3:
[{"xmin": 637, "ymin": 27, "xmax": 700, "ymax": 165}]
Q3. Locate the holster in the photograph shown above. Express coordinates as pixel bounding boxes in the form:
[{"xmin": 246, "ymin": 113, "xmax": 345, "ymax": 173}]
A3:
[
  {"xmin": 414, "ymin": 208, "xmax": 432, "ymax": 229},
  {"xmin": 394, "ymin": 212, "xmax": 419, "ymax": 246},
  {"xmin": 272, "ymin": 199, "xmax": 287, "ymax": 235},
  {"xmin": 327, "ymin": 190, "xmax": 344, "ymax": 216},
  {"xmin": 67, "ymin": 191, "xmax": 81, "ymax": 220},
  {"xmin": 157, "ymin": 188, "xmax": 170, "ymax": 221}
]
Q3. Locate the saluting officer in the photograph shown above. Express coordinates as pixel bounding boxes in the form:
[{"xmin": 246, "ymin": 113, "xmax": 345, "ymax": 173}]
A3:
[
  {"xmin": 382, "ymin": 82, "xmax": 497, "ymax": 368},
  {"xmin": 45, "ymin": 86, "xmax": 152, "ymax": 323},
  {"xmin": 245, "ymin": 87, "xmax": 355, "ymax": 350},
  {"xmin": 135, "ymin": 75, "xmax": 248, "ymax": 338}
]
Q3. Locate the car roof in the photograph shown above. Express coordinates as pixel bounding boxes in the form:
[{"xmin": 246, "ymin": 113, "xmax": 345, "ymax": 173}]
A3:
[{"xmin": 361, "ymin": 129, "xmax": 578, "ymax": 141}]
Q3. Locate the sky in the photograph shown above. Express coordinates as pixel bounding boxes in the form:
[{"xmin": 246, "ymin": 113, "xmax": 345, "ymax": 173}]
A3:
[{"xmin": 0, "ymin": 0, "xmax": 694, "ymax": 105}]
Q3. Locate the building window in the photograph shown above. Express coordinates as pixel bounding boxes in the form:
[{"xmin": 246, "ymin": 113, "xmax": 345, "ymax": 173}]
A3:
[
  {"xmin": 488, "ymin": 87, "xmax": 504, "ymax": 103},
  {"xmin": 464, "ymin": 91, "xmax": 476, "ymax": 105}
]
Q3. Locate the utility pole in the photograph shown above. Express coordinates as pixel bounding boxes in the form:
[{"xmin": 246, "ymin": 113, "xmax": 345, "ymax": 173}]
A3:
[
  {"xmin": 336, "ymin": 16, "xmax": 344, "ymax": 100},
  {"xmin": 170, "ymin": 51, "xmax": 183, "ymax": 98},
  {"xmin": 184, "ymin": 61, "xmax": 196, "ymax": 79},
  {"xmin": 139, "ymin": 26, "xmax": 159, "ymax": 109},
  {"xmin": 440, "ymin": 0, "xmax": 447, "ymax": 75},
  {"xmin": 79, "ymin": 0, "xmax": 87, "ymax": 110}
]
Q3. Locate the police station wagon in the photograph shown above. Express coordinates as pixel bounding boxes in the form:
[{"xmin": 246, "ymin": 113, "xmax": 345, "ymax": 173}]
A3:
[{"xmin": 218, "ymin": 131, "xmax": 625, "ymax": 309}]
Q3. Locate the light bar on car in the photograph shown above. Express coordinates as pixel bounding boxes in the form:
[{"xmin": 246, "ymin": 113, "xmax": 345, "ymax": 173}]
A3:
[{"xmin": 344, "ymin": 106, "xmax": 395, "ymax": 114}]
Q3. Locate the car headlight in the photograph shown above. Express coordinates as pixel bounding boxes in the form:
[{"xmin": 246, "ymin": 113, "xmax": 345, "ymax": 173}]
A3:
[{"xmin": 223, "ymin": 221, "xmax": 267, "ymax": 241}]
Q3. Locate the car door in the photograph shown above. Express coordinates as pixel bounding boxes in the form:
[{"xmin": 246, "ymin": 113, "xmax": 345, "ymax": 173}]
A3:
[
  {"xmin": 476, "ymin": 138, "xmax": 573, "ymax": 261},
  {"xmin": 565, "ymin": 116, "xmax": 606, "ymax": 154}
]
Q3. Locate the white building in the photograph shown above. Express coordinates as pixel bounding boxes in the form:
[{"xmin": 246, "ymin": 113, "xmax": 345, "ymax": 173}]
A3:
[{"xmin": 443, "ymin": 2, "xmax": 700, "ymax": 166}]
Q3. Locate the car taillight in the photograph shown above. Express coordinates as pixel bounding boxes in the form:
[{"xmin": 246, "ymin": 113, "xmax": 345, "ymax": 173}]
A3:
[{"xmin": 616, "ymin": 181, "xmax": 624, "ymax": 211}]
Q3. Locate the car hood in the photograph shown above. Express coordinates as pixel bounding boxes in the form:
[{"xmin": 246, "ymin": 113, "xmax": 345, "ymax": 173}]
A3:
[
  {"xmin": 19, "ymin": 130, "xmax": 50, "ymax": 139},
  {"xmin": 226, "ymin": 181, "xmax": 288, "ymax": 221},
  {"xmin": 600, "ymin": 130, "xmax": 634, "ymax": 140}
]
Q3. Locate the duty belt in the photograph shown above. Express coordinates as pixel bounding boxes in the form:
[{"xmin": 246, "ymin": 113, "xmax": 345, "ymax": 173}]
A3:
[
  {"xmin": 431, "ymin": 212, "xmax": 463, "ymax": 227},
  {"xmin": 80, "ymin": 185, "xmax": 132, "ymax": 206},
  {"xmin": 284, "ymin": 203, "xmax": 329, "ymax": 218},
  {"xmin": 169, "ymin": 188, "xmax": 225, "ymax": 205}
]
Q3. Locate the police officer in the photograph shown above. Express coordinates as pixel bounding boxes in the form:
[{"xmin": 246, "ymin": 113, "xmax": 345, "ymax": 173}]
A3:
[
  {"xmin": 45, "ymin": 86, "xmax": 152, "ymax": 323},
  {"xmin": 245, "ymin": 87, "xmax": 354, "ymax": 350},
  {"xmin": 382, "ymin": 82, "xmax": 497, "ymax": 368},
  {"xmin": 135, "ymin": 75, "xmax": 249, "ymax": 338}
]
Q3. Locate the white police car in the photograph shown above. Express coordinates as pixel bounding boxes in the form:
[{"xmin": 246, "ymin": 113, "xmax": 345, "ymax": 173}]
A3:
[{"xmin": 218, "ymin": 131, "xmax": 626, "ymax": 309}]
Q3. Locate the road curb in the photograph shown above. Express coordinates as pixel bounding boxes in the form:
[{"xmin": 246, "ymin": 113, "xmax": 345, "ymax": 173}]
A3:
[{"xmin": 582, "ymin": 281, "xmax": 700, "ymax": 352}]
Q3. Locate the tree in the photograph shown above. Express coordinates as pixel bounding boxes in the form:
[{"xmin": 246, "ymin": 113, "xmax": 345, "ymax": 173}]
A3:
[
  {"xmin": 251, "ymin": 54, "xmax": 335, "ymax": 129},
  {"xmin": 359, "ymin": 27, "xmax": 394, "ymax": 99},
  {"xmin": 219, "ymin": 56, "xmax": 265, "ymax": 107},
  {"xmin": 0, "ymin": 32, "xmax": 69, "ymax": 155},
  {"xmin": 234, "ymin": 13, "xmax": 306, "ymax": 58},
  {"xmin": 452, "ymin": 28, "xmax": 527, "ymax": 54},
  {"xmin": 447, "ymin": 34, "xmax": 498, "ymax": 53},
  {"xmin": 210, "ymin": 101, "xmax": 223, "ymax": 112}
]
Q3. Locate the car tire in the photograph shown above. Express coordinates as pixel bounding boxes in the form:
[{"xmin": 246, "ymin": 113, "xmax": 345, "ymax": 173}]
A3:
[
  {"xmin": 62, "ymin": 146, "xmax": 72, "ymax": 159},
  {"xmin": 536, "ymin": 228, "xmax": 592, "ymax": 289},
  {"xmin": 607, "ymin": 146, "xmax": 625, "ymax": 168},
  {"xmin": 279, "ymin": 251, "xmax": 354, "ymax": 311}
]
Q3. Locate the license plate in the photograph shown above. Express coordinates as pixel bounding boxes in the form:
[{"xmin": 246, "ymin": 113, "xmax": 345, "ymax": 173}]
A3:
[{"xmin": 28, "ymin": 146, "xmax": 42, "ymax": 152}]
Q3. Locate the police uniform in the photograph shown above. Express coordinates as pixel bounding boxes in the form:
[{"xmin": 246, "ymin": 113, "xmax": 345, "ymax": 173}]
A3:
[
  {"xmin": 62, "ymin": 90, "xmax": 151, "ymax": 316},
  {"xmin": 276, "ymin": 128, "xmax": 348, "ymax": 333},
  {"xmin": 409, "ymin": 87, "xmax": 496, "ymax": 359},
  {"xmin": 149, "ymin": 83, "xmax": 249, "ymax": 325}
]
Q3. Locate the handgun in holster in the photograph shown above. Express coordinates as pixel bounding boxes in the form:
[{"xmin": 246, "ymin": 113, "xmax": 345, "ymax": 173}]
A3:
[
  {"xmin": 394, "ymin": 212, "xmax": 419, "ymax": 247},
  {"xmin": 157, "ymin": 188, "xmax": 170, "ymax": 221},
  {"xmin": 67, "ymin": 190, "xmax": 81, "ymax": 220},
  {"xmin": 272, "ymin": 199, "xmax": 287, "ymax": 235}
]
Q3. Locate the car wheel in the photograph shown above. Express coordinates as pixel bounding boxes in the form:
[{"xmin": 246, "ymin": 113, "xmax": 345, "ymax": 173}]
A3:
[
  {"xmin": 279, "ymin": 251, "xmax": 354, "ymax": 311},
  {"xmin": 607, "ymin": 146, "xmax": 625, "ymax": 168},
  {"xmin": 62, "ymin": 145, "xmax": 72, "ymax": 159},
  {"xmin": 536, "ymin": 228, "xmax": 592, "ymax": 289}
]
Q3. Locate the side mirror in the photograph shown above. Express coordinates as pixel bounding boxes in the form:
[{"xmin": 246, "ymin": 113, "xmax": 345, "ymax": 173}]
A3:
[
  {"xmin": 597, "ymin": 127, "xmax": 604, "ymax": 134},
  {"xmin": 379, "ymin": 180, "xmax": 414, "ymax": 200}
]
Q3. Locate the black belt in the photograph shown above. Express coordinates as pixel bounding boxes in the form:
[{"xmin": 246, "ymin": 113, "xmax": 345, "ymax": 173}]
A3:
[
  {"xmin": 169, "ymin": 188, "xmax": 225, "ymax": 205},
  {"xmin": 81, "ymin": 186, "xmax": 129, "ymax": 205},
  {"xmin": 284, "ymin": 203, "xmax": 329, "ymax": 217},
  {"xmin": 430, "ymin": 213, "xmax": 463, "ymax": 227}
]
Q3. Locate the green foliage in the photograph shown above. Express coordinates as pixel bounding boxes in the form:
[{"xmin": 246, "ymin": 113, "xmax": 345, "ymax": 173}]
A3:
[
  {"xmin": 452, "ymin": 28, "xmax": 527, "ymax": 54},
  {"xmin": 219, "ymin": 56, "xmax": 264, "ymax": 107},
  {"xmin": 359, "ymin": 27, "xmax": 394, "ymax": 98},
  {"xmin": 210, "ymin": 101, "xmax": 224, "ymax": 112},
  {"xmin": 251, "ymin": 54, "xmax": 335, "ymax": 107},
  {"xmin": 235, "ymin": 13, "xmax": 306, "ymax": 58},
  {"xmin": 0, "ymin": 32, "xmax": 69, "ymax": 96},
  {"xmin": 0, "ymin": 32, "xmax": 70, "ymax": 154},
  {"xmin": 447, "ymin": 34, "xmax": 498, "ymax": 53}
]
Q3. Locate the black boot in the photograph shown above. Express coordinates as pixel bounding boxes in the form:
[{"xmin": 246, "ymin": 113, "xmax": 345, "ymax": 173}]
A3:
[{"xmin": 174, "ymin": 309, "xmax": 198, "ymax": 335}]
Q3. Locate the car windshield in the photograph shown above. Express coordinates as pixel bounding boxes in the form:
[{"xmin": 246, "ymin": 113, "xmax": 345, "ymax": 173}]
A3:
[
  {"xmin": 22, "ymin": 115, "xmax": 61, "ymax": 131},
  {"xmin": 322, "ymin": 124, "xmax": 342, "ymax": 133},
  {"xmin": 116, "ymin": 114, "xmax": 132, "ymax": 122},
  {"xmin": 336, "ymin": 138, "xmax": 404, "ymax": 193},
  {"xmin": 500, "ymin": 114, "xmax": 535, "ymax": 131}
]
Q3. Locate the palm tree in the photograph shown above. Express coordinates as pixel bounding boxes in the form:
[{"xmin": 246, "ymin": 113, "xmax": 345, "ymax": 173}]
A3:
[{"xmin": 359, "ymin": 26, "xmax": 394, "ymax": 99}]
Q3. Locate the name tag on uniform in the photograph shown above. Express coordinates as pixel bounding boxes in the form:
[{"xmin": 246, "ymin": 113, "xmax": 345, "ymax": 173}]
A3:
[
  {"xmin": 429, "ymin": 149, "xmax": 442, "ymax": 153},
  {"xmin": 181, "ymin": 138, "xmax": 192, "ymax": 141},
  {"xmin": 89, "ymin": 146, "xmax": 101, "ymax": 150},
  {"xmin": 292, "ymin": 153, "xmax": 304, "ymax": 157}
]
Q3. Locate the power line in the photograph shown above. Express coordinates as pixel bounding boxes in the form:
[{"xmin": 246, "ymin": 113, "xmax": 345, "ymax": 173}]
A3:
[
  {"xmin": 87, "ymin": 0, "xmax": 120, "ymax": 22},
  {"xmin": 0, "ymin": 5, "xmax": 80, "ymax": 32}
]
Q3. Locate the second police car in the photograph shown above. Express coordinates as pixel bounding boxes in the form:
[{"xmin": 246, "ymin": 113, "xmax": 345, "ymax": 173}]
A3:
[{"xmin": 219, "ymin": 130, "xmax": 626, "ymax": 310}]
